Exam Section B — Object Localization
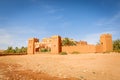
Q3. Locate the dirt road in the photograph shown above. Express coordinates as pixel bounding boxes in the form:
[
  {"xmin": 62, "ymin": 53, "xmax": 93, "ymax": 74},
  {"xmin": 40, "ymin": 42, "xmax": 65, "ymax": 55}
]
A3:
[{"xmin": 0, "ymin": 53, "xmax": 120, "ymax": 80}]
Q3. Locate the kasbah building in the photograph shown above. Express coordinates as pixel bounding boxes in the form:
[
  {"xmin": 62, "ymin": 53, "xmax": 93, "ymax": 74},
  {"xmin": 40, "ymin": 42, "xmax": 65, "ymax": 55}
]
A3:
[{"xmin": 27, "ymin": 33, "xmax": 113, "ymax": 54}]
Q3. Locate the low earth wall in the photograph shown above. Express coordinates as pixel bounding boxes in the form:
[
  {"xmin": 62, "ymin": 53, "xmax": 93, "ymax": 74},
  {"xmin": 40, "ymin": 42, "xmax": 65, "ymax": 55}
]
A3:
[
  {"xmin": 62, "ymin": 44, "xmax": 97, "ymax": 53},
  {"xmin": 95, "ymin": 45, "xmax": 103, "ymax": 53}
]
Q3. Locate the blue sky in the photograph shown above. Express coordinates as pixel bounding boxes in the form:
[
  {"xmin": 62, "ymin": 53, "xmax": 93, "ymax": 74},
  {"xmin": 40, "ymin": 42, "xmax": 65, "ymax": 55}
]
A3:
[{"xmin": 0, "ymin": 0, "xmax": 120, "ymax": 49}]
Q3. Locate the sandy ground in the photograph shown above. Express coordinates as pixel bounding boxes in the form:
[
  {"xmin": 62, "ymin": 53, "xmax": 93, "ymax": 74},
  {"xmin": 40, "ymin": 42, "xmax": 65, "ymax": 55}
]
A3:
[{"xmin": 0, "ymin": 53, "xmax": 120, "ymax": 80}]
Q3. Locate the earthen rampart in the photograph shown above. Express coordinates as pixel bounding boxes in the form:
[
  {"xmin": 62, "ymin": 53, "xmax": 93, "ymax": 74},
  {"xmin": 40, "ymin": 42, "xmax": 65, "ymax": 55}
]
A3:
[{"xmin": 27, "ymin": 34, "xmax": 113, "ymax": 54}]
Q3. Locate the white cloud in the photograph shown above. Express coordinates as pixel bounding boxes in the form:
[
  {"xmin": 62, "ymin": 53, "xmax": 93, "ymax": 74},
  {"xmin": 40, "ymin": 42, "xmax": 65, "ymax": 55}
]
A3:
[
  {"xmin": 0, "ymin": 26, "xmax": 50, "ymax": 49},
  {"xmin": 0, "ymin": 29, "xmax": 13, "ymax": 49},
  {"xmin": 0, "ymin": 29, "xmax": 12, "ymax": 44}
]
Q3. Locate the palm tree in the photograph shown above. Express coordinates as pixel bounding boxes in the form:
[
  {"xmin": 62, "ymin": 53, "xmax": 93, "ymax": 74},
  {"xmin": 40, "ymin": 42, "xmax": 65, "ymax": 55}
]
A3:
[{"xmin": 62, "ymin": 38, "xmax": 76, "ymax": 46}]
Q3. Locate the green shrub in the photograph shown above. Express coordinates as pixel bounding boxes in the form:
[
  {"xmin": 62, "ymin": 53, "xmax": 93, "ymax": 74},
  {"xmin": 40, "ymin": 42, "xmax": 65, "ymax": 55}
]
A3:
[
  {"xmin": 40, "ymin": 48, "xmax": 48, "ymax": 52},
  {"xmin": 113, "ymin": 39, "xmax": 120, "ymax": 53},
  {"xmin": 4, "ymin": 46, "xmax": 15, "ymax": 54},
  {"xmin": 117, "ymin": 50, "xmax": 120, "ymax": 53},
  {"xmin": 114, "ymin": 50, "xmax": 120, "ymax": 53},
  {"xmin": 4, "ymin": 46, "xmax": 27, "ymax": 54},
  {"xmin": 72, "ymin": 51, "xmax": 80, "ymax": 54},
  {"xmin": 59, "ymin": 52, "xmax": 67, "ymax": 55}
]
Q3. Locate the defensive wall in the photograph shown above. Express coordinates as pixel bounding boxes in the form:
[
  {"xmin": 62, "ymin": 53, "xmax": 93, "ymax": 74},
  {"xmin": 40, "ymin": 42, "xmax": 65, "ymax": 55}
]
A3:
[
  {"xmin": 62, "ymin": 44, "xmax": 103, "ymax": 53},
  {"xmin": 27, "ymin": 34, "xmax": 113, "ymax": 54}
]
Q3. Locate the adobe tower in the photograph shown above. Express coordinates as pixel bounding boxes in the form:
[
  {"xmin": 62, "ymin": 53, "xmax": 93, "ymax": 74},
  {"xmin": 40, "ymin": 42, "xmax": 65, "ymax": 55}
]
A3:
[
  {"xmin": 51, "ymin": 35, "xmax": 62, "ymax": 54},
  {"xmin": 27, "ymin": 38, "xmax": 39, "ymax": 54},
  {"xmin": 100, "ymin": 34, "xmax": 113, "ymax": 52}
]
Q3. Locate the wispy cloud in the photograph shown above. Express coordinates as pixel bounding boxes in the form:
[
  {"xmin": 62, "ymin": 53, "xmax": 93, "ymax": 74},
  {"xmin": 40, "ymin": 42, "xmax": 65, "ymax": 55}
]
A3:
[
  {"xmin": 42, "ymin": 4, "xmax": 64, "ymax": 14},
  {"xmin": 0, "ymin": 28, "xmax": 13, "ymax": 49},
  {"xmin": 93, "ymin": 11, "xmax": 120, "ymax": 41},
  {"xmin": 6, "ymin": 27, "xmax": 36, "ymax": 34},
  {"xmin": 0, "ymin": 29, "xmax": 12, "ymax": 44},
  {"xmin": 96, "ymin": 11, "xmax": 120, "ymax": 26},
  {"xmin": 60, "ymin": 21, "xmax": 71, "ymax": 28},
  {"xmin": 0, "ymin": 26, "xmax": 49, "ymax": 49},
  {"xmin": 55, "ymin": 15, "xmax": 63, "ymax": 20}
]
